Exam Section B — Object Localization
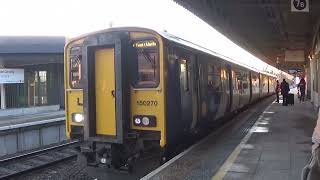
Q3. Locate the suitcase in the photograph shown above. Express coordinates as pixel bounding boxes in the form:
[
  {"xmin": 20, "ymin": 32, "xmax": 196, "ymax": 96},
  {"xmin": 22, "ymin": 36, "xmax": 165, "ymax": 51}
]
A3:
[{"xmin": 287, "ymin": 93, "xmax": 294, "ymax": 105}]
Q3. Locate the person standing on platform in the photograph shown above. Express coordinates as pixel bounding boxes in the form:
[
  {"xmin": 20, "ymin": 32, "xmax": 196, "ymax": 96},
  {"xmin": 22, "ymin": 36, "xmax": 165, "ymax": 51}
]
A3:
[
  {"xmin": 280, "ymin": 79, "xmax": 290, "ymax": 106},
  {"xmin": 298, "ymin": 77, "xmax": 306, "ymax": 102},
  {"xmin": 275, "ymin": 80, "xmax": 280, "ymax": 103}
]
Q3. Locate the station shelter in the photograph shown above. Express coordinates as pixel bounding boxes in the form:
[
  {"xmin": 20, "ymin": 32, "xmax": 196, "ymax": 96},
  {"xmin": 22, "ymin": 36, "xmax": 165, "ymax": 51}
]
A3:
[{"xmin": 0, "ymin": 36, "xmax": 65, "ymax": 110}]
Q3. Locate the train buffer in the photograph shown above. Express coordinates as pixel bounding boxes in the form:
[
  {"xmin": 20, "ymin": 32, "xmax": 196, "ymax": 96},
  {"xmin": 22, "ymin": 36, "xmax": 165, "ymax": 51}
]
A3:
[{"xmin": 142, "ymin": 95, "xmax": 316, "ymax": 180}]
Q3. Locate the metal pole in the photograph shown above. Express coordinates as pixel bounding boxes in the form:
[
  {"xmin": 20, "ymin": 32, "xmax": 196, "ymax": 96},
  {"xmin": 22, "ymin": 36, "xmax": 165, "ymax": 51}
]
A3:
[{"xmin": 1, "ymin": 83, "xmax": 6, "ymax": 109}]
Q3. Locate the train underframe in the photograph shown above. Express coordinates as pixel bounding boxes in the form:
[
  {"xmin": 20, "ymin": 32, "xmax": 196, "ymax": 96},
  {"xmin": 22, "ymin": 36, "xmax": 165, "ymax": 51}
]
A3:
[{"xmin": 78, "ymin": 131, "xmax": 162, "ymax": 172}]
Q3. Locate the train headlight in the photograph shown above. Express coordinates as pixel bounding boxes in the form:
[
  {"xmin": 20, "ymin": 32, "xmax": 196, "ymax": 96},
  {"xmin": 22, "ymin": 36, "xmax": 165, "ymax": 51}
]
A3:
[
  {"xmin": 72, "ymin": 113, "xmax": 84, "ymax": 123},
  {"xmin": 133, "ymin": 115, "xmax": 156, "ymax": 127},
  {"xmin": 100, "ymin": 158, "xmax": 107, "ymax": 164},
  {"xmin": 142, "ymin": 117, "xmax": 150, "ymax": 126}
]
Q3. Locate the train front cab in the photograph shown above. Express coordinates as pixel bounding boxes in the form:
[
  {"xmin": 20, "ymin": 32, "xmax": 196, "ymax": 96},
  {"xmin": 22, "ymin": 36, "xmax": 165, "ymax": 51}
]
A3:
[
  {"xmin": 65, "ymin": 39, "xmax": 85, "ymax": 140},
  {"xmin": 66, "ymin": 29, "xmax": 167, "ymax": 169}
]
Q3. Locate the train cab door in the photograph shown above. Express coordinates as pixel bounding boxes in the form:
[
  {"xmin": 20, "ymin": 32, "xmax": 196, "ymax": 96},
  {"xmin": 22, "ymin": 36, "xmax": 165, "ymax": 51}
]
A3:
[
  {"xmin": 178, "ymin": 54, "xmax": 198, "ymax": 132},
  {"xmin": 82, "ymin": 33, "xmax": 128, "ymax": 143},
  {"xmin": 94, "ymin": 48, "xmax": 117, "ymax": 137}
]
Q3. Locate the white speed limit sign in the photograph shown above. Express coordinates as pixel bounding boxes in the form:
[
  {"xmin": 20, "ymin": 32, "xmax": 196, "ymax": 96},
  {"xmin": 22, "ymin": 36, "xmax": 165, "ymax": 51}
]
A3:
[{"xmin": 291, "ymin": 0, "xmax": 309, "ymax": 12}]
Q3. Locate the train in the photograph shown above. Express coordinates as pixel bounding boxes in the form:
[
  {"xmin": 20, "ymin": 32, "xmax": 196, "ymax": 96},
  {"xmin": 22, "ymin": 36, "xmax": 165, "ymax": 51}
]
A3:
[{"xmin": 64, "ymin": 27, "xmax": 276, "ymax": 170}]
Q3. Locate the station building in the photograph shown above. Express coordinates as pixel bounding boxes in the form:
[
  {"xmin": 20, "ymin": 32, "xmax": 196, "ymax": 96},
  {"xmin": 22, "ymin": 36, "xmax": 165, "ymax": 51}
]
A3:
[{"xmin": 0, "ymin": 36, "xmax": 65, "ymax": 111}]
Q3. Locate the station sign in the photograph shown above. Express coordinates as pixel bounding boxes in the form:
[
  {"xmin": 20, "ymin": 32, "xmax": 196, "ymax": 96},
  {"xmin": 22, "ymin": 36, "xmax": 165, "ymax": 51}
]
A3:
[
  {"xmin": 132, "ymin": 40, "xmax": 157, "ymax": 49},
  {"xmin": 291, "ymin": 0, "xmax": 309, "ymax": 12},
  {"xmin": 0, "ymin": 69, "xmax": 24, "ymax": 84}
]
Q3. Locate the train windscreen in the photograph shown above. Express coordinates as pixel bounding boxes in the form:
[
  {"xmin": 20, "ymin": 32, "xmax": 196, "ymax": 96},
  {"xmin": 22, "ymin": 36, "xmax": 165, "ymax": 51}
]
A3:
[{"xmin": 131, "ymin": 39, "xmax": 159, "ymax": 88}]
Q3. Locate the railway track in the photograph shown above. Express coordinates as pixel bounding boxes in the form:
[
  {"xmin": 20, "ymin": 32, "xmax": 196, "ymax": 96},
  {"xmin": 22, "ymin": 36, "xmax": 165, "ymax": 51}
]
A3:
[{"xmin": 0, "ymin": 141, "xmax": 79, "ymax": 180}]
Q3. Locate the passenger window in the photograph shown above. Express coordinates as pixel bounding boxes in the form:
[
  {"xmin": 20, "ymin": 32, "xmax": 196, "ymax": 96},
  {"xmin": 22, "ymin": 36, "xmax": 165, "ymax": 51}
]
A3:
[
  {"xmin": 180, "ymin": 59, "xmax": 189, "ymax": 91},
  {"xmin": 243, "ymin": 82, "xmax": 248, "ymax": 89},
  {"xmin": 235, "ymin": 71, "xmax": 242, "ymax": 91},
  {"xmin": 232, "ymin": 71, "xmax": 237, "ymax": 90},
  {"xmin": 241, "ymin": 72, "xmax": 249, "ymax": 90},
  {"xmin": 207, "ymin": 64, "xmax": 221, "ymax": 91},
  {"xmin": 254, "ymin": 76, "xmax": 257, "ymax": 92}
]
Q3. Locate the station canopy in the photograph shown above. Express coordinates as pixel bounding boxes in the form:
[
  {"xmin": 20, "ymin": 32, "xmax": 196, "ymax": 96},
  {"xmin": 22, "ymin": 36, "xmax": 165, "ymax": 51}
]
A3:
[{"xmin": 174, "ymin": 0, "xmax": 320, "ymax": 75}]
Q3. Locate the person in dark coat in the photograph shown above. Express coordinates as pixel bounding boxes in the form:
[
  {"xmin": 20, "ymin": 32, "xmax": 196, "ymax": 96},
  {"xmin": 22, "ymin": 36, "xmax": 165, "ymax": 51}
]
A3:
[
  {"xmin": 275, "ymin": 80, "xmax": 280, "ymax": 103},
  {"xmin": 280, "ymin": 79, "xmax": 290, "ymax": 106},
  {"xmin": 298, "ymin": 77, "xmax": 306, "ymax": 102}
]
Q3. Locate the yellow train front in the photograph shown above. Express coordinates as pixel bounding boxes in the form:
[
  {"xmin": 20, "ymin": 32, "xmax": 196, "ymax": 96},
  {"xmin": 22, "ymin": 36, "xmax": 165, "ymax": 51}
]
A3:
[
  {"xmin": 64, "ymin": 27, "xmax": 276, "ymax": 171},
  {"xmin": 65, "ymin": 27, "xmax": 167, "ymax": 170}
]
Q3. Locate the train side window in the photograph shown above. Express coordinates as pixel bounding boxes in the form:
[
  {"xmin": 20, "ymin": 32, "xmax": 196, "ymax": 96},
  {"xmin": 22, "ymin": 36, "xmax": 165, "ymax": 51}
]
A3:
[
  {"xmin": 180, "ymin": 59, "xmax": 189, "ymax": 91},
  {"xmin": 242, "ymin": 72, "xmax": 249, "ymax": 90},
  {"xmin": 232, "ymin": 71, "xmax": 237, "ymax": 91},
  {"xmin": 252, "ymin": 74, "xmax": 258, "ymax": 92},
  {"xmin": 207, "ymin": 64, "xmax": 221, "ymax": 91},
  {"xmin": 69, "ymin": 46, "xmax": 82, "ymax": 89},
  {"xmin": 234, "ymin": 71, "xmax": 242, "ymax": 91}
]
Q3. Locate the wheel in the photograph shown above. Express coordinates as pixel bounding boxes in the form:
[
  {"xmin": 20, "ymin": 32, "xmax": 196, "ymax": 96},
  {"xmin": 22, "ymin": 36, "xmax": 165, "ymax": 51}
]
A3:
[{"xmin": 159, "ymin": 148, "xmax": 168, "ymax": 165}]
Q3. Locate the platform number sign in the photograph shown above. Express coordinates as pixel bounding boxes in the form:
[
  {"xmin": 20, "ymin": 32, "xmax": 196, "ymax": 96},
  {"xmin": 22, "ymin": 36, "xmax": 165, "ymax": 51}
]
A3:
[{"xmin": 291, "ymin": 0, "xmax": 309, "ymax": 12}]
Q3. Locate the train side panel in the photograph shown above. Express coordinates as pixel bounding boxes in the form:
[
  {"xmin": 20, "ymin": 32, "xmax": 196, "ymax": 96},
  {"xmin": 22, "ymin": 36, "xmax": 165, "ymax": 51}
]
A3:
[
  {"xmin": 237, "ymin": 68, "xmax": 251, "ymax": 108},
  {"xmin": 231, "ymin": 69, "xmax": 240, "ymax": 111},
  {"xmin": 260, "ymin": 74, "xmax": 269, "ymax": 97}
]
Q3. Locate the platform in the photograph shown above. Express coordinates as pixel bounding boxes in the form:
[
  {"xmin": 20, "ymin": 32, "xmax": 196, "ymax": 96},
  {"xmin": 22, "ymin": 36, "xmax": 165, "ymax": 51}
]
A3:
[
  {"xmin": 143, "ymin": 94, "xmax": 317, "ymax": 180},
  {"xmin": 0, "ymin": 110, "xmax": 66, "ymax": 156},
  {"xmin": 0, "ymin": 110, "xmax": 65, "ymax": 129}
]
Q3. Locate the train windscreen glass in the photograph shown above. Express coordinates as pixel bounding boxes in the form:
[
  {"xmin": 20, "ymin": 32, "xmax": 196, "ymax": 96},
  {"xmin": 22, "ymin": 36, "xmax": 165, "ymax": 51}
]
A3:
[
  {"xmin": 131, "ymin": 40, "xmax": 159, "ymax": 88},
  {"xmin": 69, "ymin": 46, "xmax": 82, "ymax": 89}
]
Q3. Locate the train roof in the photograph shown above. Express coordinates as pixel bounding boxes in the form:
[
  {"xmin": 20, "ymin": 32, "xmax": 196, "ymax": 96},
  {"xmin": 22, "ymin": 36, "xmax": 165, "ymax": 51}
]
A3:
[
  {"xmin": 157, "ymin": 30, "xmax": 276, "ymax": 78},
  {"xmin": 67, "ymin": 27, "xmax": 276, "ymax": 77}
]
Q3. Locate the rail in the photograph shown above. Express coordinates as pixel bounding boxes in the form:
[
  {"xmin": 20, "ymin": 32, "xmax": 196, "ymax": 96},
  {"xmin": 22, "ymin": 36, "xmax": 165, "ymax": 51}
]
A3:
[{"xmin": 0, "ymin": 140, "xmax": 79, "ymax": 179}]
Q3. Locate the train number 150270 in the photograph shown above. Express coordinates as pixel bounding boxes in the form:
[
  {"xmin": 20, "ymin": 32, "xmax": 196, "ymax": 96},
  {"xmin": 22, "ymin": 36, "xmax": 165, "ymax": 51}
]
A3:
[{"xmin": 136, "ymin": 100, "xmax": 158, "ymax": 106}]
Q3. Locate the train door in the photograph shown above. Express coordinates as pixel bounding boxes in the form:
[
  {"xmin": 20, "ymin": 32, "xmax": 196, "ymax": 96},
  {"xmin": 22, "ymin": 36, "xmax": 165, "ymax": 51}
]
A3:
[
  {"xmin": 249, "ymin": 71, "xmax": 253, "ymax": 102},
  {"xmin": 190, "ymin": 56, "xmax": 200, "ymax": 130},
  {"xmin": 231, "ymin": 68, "xmax": 240, "ymax": 112},
  {"xmin": 259, "ymin": 73, "xmax": 262, "ymax": 97},
  {"xmin": 268, "ymin": 77, "xmax": 270, "ymax": 94},
  {"xmin": 226, "ymin": 65, "xmax": 232, "ymax": 113},
  {"xmin": 82, "ymin": 34, "xmax": 127, "ymax": 143},
  {"xmin": 179, "ymin": 54, "xmax": 198, "ymax": 132},
  {"xmin": 94, "ymin": 49, "xmax": 116, "ymax": 136}
]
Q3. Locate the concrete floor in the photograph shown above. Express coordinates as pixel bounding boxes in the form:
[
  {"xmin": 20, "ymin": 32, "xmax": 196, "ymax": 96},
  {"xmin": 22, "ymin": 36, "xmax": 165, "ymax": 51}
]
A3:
[
  {"xmin": 145, "ymin": 94, "xmax": 317, "ymax": 180},
  {"xmin": 222, "ymin": 96, "xmax": 316, "ymax": 180},
  {"xmin": 0, "ymin": 110, "xmax": 64, "ymax": 127}
]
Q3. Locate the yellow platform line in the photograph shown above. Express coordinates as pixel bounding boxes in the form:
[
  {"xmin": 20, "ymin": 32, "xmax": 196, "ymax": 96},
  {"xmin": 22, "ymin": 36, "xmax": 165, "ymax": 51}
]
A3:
[{"xmin": 211, "ymin": 103, "xmax": 272, "ymax": 180}]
